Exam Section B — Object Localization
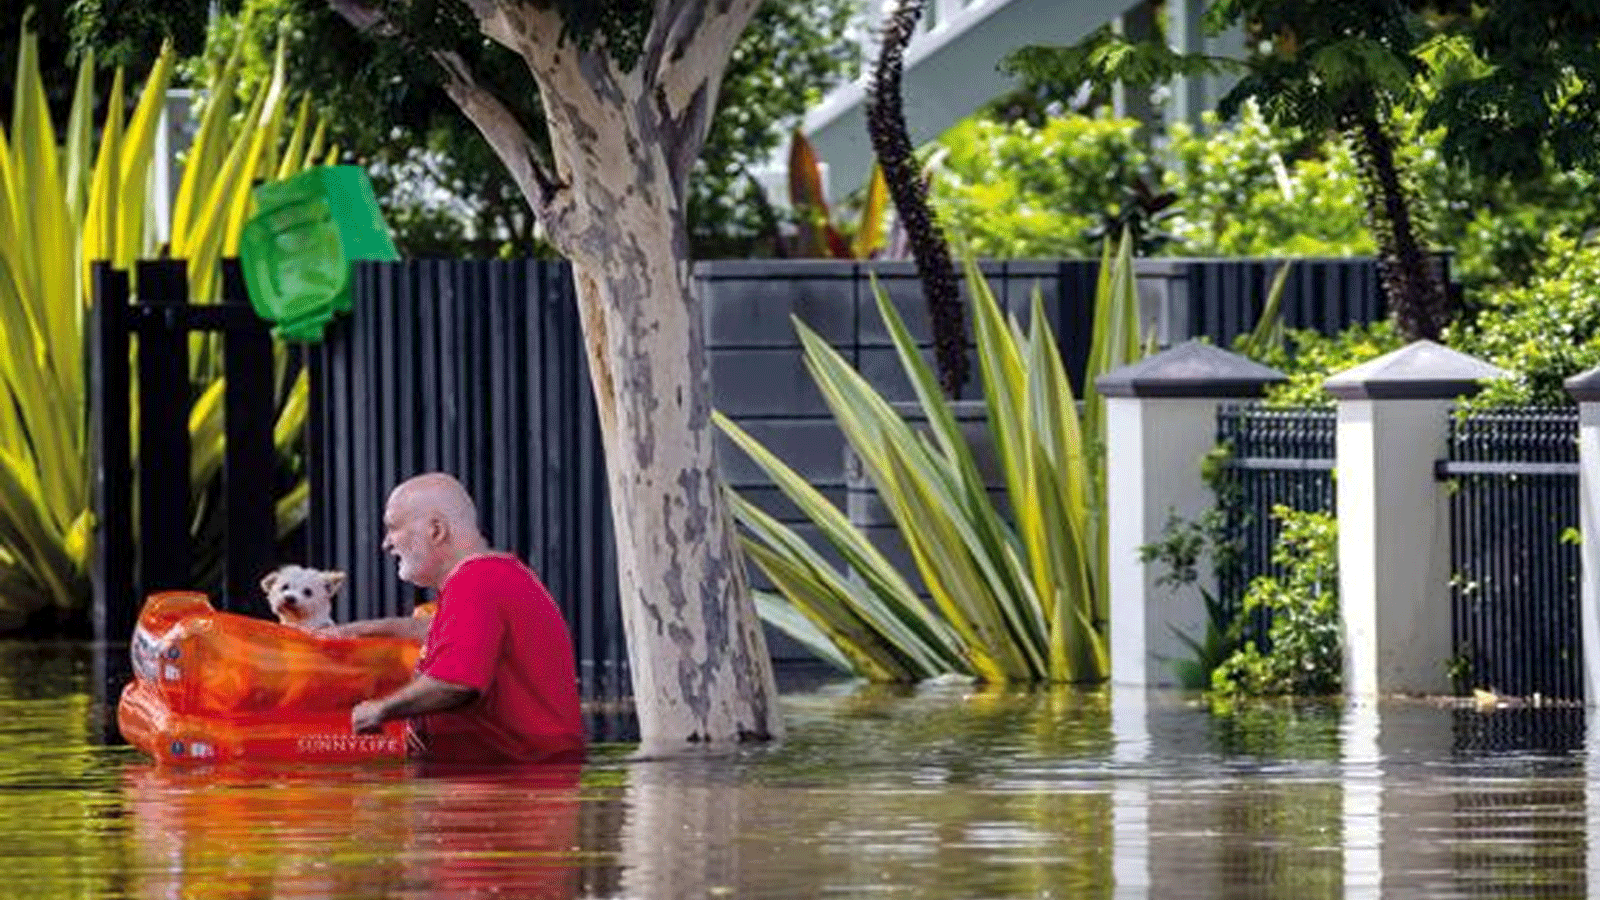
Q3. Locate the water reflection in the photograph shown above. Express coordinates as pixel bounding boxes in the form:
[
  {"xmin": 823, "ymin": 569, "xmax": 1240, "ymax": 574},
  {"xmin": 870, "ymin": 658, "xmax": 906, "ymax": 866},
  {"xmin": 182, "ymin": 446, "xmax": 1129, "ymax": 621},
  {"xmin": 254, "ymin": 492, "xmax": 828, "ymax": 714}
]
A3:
[
  {"xmin": 4, "ymin": 642, "xmax": 1600, "ymax": 898},
  {"xmin": 1452, "ymin": 704, "xmax": 1586, "ymax": 757},
  {"xmin": 1339, "ymin": 700, "xmax": 1587, "ymax": 899},
  {"xmin": 124, "ymin": 763, "xmax": 587, "ymax": 899}
]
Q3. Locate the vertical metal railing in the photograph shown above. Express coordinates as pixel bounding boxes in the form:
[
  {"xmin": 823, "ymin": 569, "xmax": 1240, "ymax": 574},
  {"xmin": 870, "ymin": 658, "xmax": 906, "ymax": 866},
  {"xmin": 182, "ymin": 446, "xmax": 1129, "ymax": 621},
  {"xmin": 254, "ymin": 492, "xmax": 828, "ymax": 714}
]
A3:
[
  {"xmin": 306, "ymin": 260, "xmax": 629, "ymax": 720},
  {"xmin": 89, "ymin": 259, "xmax": 280, "ymax": 633},
  {"xmin": 1214, "ymin": 405, "xmax": 1338, "ymax": 627},
  {"xmin": 1439, "ymin": 407, "xmax": 1582, "ymax": 700}
]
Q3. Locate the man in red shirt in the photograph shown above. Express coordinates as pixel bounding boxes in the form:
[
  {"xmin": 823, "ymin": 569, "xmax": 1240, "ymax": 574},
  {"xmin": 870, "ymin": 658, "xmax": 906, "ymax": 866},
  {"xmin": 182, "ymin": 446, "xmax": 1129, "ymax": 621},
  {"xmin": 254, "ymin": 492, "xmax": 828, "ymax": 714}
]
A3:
[{"xmin": 334, "ymin": 472, "xmax": 585, "ymax": 764}]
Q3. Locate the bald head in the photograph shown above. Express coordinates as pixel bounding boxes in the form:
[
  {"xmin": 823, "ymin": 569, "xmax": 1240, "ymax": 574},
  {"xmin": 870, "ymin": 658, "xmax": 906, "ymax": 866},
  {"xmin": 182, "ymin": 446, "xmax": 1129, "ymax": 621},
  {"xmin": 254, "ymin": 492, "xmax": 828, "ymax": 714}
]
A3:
[
  {"xmin": 382, "ymin": 472, "xmax": 488, "ymax": 588},
  {"xmin": 388, "ymin": 472, "xmax": 480, "ymax": 531}
]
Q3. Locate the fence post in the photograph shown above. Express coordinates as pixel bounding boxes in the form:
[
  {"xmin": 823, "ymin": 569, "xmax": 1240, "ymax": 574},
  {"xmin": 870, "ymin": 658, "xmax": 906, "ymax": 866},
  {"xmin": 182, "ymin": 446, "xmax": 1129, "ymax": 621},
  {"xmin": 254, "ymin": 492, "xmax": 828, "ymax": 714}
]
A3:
[
  {"xmin": 1566, "ymin": 366, "xmax": 1600, "ymax": 704},
  {"xmin": 133, "ymin": 259, "xmax": 193, "ymax": 597},
  {"xmin": 1097, "ymin": 340, "xmax": 1286, "ymax": 688},
  {"xmin": 89, "ymin": 263, "xmax": 134, "ymax": 644},
  {"xmin": 220, "ymin": 260, "xmax": 278, "ymax": 615},
  {"xmin": 1324, "ymin": 340, "xmax": 1507, "ymax": 698}
]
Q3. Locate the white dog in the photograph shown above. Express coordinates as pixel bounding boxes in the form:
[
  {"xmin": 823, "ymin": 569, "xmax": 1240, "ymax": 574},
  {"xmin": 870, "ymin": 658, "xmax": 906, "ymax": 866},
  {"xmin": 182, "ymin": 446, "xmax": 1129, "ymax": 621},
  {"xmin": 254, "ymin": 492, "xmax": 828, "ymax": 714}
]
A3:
[{"xmin": 260, "ymin": 565, "xmax": 345, "ymax": 630}]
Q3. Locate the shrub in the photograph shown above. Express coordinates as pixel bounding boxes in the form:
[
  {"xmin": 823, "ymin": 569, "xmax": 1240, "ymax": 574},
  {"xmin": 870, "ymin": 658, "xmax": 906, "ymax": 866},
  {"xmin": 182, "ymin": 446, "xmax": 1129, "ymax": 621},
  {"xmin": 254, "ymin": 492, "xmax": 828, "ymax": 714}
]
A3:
[
  {"xmin": 1162, "ymin": 104, "xmax": 1373, "ymax": 258},
  {"xmin": 930, "ymin": 111, "xmax": 1150, "ymax": 258},
  {"xmin": 1444, "ymin": 236, "xmax": 1600, "ymax": 407},
  {"xmin": 1210, "ymin": 507, "xmax": 1341, "ymax": 702},
  {"xmin": 1234, "ymin": 320, "xmax": 1406, "ymax": 409},
  {"xmin": 1139, "ymin": 503, "xmax": 1246, "ymax": 691},
  {"xmin": 933, "ymin": 95, "xmax": 1599, "ymax": 327}
]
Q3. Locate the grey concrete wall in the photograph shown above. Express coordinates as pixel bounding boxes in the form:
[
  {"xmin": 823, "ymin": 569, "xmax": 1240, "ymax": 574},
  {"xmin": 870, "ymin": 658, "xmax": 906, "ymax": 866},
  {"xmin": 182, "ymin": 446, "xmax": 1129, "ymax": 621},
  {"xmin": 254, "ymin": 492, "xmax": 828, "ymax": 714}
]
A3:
[
  {"xmin": 698, "ymin": 256, "xmax": 1402, "ymax": 662},
  {"xmin": 701, "ymin": 258, "xmax": 1083, "ymax": 536},
  {"xmin": 701, "ymin": 260, "xmax": 1050, "ymax": 659}
]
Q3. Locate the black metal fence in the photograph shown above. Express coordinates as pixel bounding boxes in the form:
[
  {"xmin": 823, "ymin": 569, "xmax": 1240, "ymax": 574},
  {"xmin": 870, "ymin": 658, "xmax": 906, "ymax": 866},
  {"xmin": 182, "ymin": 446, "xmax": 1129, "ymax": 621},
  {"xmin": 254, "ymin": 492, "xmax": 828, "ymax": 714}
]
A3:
[
  {"xmin": 1213, "ymin": 405, "xmax": 1338, "ymax": 609},
  {"xmin": 1210, "ymin": 404, "xmax": 1585, "ymax": 700},
  {"xmin": 89, "ymin": 259, "xmax": 280, "ymax": 641},
  {"xmin": 303, "ymin": 260, "xmax": 625, "ymax": 699},
  {"xmin": 1439, "ymin": 407, "xmax": 1582, "ymax": 700},
  {"xmin": 1166, "ymin": 252, "xmax": 1453, "ymax": 349}
]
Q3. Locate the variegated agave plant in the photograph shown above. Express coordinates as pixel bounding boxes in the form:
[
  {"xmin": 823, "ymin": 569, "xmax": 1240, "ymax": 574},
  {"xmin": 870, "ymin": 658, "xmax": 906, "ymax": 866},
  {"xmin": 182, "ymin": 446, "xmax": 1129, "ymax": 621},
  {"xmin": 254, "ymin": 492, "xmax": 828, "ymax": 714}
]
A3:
[
  {"xmin": 0, "ymin": 13, "xmax": 328, "ymax": 630},
  {"xmin": 717, "ymin": 234, "xmax": 1147, "ymax": 683}
]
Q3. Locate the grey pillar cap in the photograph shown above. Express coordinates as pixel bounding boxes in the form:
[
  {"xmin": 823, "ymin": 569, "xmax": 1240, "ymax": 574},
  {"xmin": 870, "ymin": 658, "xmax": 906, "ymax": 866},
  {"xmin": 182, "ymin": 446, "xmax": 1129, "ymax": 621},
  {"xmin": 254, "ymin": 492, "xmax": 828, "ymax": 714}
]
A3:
[
  {"xmin": 1095, "ymin": 339, "xmax": 1286, "ymax": 398},
  {"xmin": 1322, "ymin": 340, "xmax": 1509, "ymax": 400},
  {"xmin": 1566, "ymin": 365, "xmax": 1600, "ymax": 402}
]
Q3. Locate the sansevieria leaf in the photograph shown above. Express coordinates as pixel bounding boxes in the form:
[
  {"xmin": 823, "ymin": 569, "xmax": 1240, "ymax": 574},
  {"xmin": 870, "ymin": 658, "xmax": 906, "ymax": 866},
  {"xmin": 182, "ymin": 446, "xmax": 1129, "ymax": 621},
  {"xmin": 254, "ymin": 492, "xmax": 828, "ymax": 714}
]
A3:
[{"xmin": 716, "ymin": 411, "xmax": 964, "ymax": 675}]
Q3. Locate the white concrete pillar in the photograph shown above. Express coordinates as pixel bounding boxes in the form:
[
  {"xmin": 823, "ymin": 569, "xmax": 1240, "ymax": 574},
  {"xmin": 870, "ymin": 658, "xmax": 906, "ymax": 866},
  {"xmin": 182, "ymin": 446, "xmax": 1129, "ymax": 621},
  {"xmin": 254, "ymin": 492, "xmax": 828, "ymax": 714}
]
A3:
[
  {"xmin": 1097, "ymin": 341, "xmax": 1286, "ymax": 687},
  {"xmin": 1324, "ymin": 340, "xmax": 1509, "ymax": 699},
  {"xmin": 1565, "ymin": 367, "xmax": 1600, "ymax": 703}
]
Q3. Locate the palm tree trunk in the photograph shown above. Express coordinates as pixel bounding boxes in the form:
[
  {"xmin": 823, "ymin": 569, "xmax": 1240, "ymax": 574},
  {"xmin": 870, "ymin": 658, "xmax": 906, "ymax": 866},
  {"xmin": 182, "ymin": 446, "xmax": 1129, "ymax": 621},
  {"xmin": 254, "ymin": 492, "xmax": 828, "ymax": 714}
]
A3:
[
  {"xmin": 1343, "ymin": 108, "xmax": 1450, "ymax": 342},
  {"xmin": 865, "ymin": 0, "xmax": 969, "ymax": 398}
]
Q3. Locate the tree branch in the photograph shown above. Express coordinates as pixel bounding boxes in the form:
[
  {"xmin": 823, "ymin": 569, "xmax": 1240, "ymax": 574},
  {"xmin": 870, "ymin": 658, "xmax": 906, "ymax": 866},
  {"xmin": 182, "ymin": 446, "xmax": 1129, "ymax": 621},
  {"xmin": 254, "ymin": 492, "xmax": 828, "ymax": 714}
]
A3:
[
  {"xmin": 468, "ymin": 0, "xmax": 559, "ymax": 60},
  {"xmin": 646, "ymin": 0, "xmax": 764, "ymax": 189},
  {"xmin": 432, "ymin": 48, "xmax": 566, "ymax": 208},
  {"xmin": 325, "ymin": 0, "xmax": 571, "ymax": 225},
  {"xmin": 325, "ymin": 0, "xmax": 389, "ymax": 35}
]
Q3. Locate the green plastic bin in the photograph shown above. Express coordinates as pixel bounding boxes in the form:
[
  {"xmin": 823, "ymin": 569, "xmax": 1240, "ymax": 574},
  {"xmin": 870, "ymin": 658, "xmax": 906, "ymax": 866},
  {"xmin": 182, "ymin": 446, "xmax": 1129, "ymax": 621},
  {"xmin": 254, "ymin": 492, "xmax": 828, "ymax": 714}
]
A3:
[{"xmin": 239, "ymin": 166, "xmax": 399, "ymax": 342}]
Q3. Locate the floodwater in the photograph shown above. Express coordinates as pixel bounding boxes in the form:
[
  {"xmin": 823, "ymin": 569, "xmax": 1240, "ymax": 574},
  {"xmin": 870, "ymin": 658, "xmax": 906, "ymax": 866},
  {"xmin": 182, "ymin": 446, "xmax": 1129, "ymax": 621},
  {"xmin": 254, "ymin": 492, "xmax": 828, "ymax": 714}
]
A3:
[{"xmin": 0, "ymin": 642, "xmax": 1594, "ymax": 899}]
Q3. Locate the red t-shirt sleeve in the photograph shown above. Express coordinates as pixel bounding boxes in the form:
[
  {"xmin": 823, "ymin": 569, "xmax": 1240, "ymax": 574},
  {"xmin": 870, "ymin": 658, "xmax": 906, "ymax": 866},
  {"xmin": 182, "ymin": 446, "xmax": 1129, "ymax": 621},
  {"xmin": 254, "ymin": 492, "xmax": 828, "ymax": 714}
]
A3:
[{"xmin": 418, "ymin": 565, "xmax": 504, "ymax": 693}]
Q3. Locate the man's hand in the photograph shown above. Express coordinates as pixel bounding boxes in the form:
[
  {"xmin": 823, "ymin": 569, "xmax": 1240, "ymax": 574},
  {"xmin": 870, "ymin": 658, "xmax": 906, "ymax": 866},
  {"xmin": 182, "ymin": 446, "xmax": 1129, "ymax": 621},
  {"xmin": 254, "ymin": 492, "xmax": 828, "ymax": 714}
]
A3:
[
  {"xmin": 351, "ymin": 675, "xmax": 475, "ymax": 737},
  {"xmin": 352, "ymin": 699, "xmax": 388, "ymax": 734}
]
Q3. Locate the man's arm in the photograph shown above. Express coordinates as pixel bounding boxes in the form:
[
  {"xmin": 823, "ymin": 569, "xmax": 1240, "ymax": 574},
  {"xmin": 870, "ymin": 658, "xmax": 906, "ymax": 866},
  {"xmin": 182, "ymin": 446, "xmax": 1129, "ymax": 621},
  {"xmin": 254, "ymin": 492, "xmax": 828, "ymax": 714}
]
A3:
[
  {"xmin": 351, "ymin": 674, "xmax": 479, "ymax": 734},
  {"xmin": 323, "ymin": 616, "xmax": 431, "ymax": 641}
]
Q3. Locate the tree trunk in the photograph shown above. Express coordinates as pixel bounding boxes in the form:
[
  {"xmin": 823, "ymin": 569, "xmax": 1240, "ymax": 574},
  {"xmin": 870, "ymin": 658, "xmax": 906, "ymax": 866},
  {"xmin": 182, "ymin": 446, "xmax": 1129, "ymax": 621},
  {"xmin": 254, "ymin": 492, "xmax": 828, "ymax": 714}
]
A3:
[
  {"xmin": 509, "ymin": 4, "xmax": 780, "ymax": 754},
  {"xmin": 1343, "ymin": 109, "xmax": 1450, "ymax": 342},
  {"xmin": 331, "ymin": 0, "xmax": 783, "ymax": 752},
  {"xmin": 566, "ymin": 212, "xmax": 781, "ymax": 753}
]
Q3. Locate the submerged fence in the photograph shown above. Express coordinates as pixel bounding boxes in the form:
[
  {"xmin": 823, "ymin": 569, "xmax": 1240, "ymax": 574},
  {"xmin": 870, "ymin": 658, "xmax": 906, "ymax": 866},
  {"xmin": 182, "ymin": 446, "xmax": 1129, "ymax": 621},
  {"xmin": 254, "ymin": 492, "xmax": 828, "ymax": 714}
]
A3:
[
  {"xmin": 1213, "ymin": 405, "xmax": 1338, "ymax": 612},
  {"xmin": 304, "ymin": 260, "xmax": 625, "ymax": 699},
  {"xmin": 90, "ymin": 259, "xmax": 280, "ymax": 641},
  {"xmin": 1213, "ymin": 402, "xmax": 1585, "ymax": 700},
  {"xmin": 1439, "ymin": 408, "xmax": 1582, "ymax": 700}
]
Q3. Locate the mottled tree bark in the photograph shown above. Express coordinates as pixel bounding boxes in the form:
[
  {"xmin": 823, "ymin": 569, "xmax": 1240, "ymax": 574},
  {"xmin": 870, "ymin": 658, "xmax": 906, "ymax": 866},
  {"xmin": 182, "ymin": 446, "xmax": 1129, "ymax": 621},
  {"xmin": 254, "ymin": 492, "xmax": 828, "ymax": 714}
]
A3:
[{"xmin": 332, "ymin": 0, "xmax": 781, "ymax": 753}]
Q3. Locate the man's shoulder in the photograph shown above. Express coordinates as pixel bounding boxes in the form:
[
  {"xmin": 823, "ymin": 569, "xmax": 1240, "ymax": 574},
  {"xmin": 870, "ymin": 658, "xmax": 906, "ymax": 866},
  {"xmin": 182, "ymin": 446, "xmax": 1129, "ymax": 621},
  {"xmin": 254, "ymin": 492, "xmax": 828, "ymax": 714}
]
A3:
[
  {"xmin": 450, "ymin": 554, "xmax": 551, "ymax": 599},
  {"xmin": 452, "ymin": 552, "xmax": 529, "ymax": 580}
]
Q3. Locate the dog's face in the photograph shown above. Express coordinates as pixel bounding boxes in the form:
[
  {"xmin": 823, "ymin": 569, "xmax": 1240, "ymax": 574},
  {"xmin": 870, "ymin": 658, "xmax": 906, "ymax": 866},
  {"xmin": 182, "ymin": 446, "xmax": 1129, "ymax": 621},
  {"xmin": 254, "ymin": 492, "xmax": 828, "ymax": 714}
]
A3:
[{"xmin": 260, "ymin": 565, "xmax": 345, "ymax": 629}]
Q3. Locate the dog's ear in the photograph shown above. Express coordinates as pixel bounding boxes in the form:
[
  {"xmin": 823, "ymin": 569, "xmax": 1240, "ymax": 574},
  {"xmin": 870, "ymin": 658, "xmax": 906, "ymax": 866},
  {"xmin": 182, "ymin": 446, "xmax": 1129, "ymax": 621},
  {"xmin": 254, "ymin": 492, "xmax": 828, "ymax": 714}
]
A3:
[
  {"xmin": 260, "ymin": 570, "xmax": 279, "ymax": 594},
  {"xmin": 323, "ymin": 570, "xmax": 347, "ymax": 593}
]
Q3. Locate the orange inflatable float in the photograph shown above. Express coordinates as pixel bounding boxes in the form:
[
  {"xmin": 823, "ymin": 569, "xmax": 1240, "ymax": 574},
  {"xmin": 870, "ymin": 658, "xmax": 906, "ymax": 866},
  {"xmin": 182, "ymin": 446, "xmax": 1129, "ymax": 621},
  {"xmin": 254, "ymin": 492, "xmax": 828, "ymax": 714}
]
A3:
[{"xmin": 118, "ymin": 591, "xmax": 424, "ymax": 765}]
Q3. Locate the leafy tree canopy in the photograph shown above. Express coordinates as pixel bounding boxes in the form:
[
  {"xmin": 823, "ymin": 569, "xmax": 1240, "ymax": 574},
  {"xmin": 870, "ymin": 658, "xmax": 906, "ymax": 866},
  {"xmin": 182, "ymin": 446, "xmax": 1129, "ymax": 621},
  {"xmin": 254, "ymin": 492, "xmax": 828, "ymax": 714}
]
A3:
[
  {"xmin": 34, "ymin": 0, "xmax": 851, "ymax": 258},
  {"xmin": 1422, "ymin": 1, "xmax": 1600, "ymax": 180},
  {"xmin": 1002, "ymin": 0, "xmax": 1600, "ymax": 181},
  {"xmin": 2, "ymin": 1, "xmax": 198, "ymax": 120}
]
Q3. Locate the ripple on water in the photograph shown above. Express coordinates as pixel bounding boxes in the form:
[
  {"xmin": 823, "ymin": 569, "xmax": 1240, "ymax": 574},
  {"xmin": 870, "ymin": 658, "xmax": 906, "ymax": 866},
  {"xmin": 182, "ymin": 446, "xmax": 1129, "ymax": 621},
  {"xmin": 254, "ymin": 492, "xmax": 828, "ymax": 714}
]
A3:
[{"xmin": 0, "ymin": 642, "xmax": 1593, "ymax": 898}]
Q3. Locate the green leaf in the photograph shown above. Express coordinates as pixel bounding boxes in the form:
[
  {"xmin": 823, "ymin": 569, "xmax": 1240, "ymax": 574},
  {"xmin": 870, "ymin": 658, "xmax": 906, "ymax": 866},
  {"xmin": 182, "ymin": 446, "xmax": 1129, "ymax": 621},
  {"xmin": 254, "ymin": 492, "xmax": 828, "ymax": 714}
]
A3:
[
  {"xmin": 716, "ymin": 411, "xmax": 963, "ymax": 675},
  {"xmin": 1238, "ymin": 260, "xmax": 1293, "ymax": 359},
  {"xmin": 752, "ymin": 590, "xmax": 855, "ymax": 674}
]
